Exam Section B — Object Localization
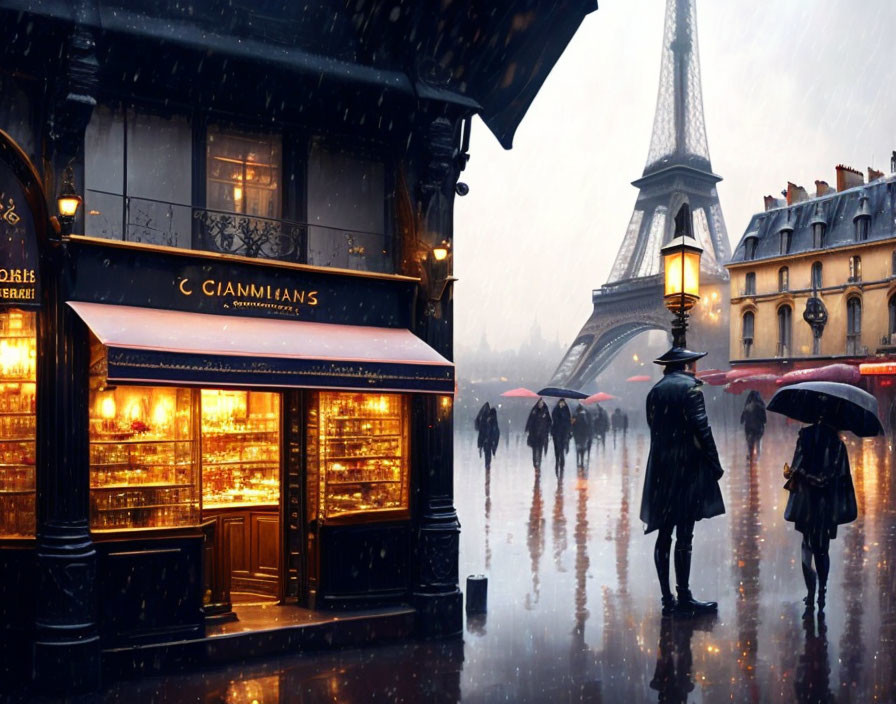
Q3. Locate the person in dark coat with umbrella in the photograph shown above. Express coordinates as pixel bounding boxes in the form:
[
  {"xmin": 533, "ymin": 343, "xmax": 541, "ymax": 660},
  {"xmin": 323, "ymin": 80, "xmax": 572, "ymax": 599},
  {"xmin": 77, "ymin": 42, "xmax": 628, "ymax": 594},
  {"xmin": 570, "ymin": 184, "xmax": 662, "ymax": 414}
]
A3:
[
  {"xmin": 525, "ymin": 398, "xmax": 552, "ymax": 470},
  {"xmin": 572, "ymin": 404, "xmax": 592, "ymax": 468},
  {"xmin": 551, "ymin": 399, "xmax": 572, "ymax": 475},
  {"xmin": 641, "ymin": 346, "xmax": 725, "ymax": 617},
  {"xmin": 783, "ymin": 413, "xmax": 857, "ymax": 613},
  {"xmin": 740, "ymin": 391, "xmax": 767, "ymax": 460},
  {"xmin": 593, "ymin": 406, "xmax": 609, "ymax": 448}
]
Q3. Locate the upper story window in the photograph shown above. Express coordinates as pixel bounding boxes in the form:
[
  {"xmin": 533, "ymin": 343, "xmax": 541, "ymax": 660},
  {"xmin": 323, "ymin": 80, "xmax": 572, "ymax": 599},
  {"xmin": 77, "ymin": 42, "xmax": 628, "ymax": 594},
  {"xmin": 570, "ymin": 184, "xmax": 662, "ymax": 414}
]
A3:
[
  {"xmin": 85, "ymin": 106, "xmax": 193, "ymax": 248},
  {"xmin": 778, "ymin": 266, "xmax": 789, "ymax": 292},
  {"xmin": 846, "ymin": 297, "xmax": 862, "ymax": 355},
  {"xmin": 779, "ymin": 229, "xmax": 792, "ymax": 255},
  {"xmin": 307, "ymin": 141, "xmax": 388, "ymax": 273},
  {"xmin": 744, "ymin": 272, "xmax": 756, "ymax": 296},
  {"xmin": 206, "ymin": 128, "xmax": 281, "ymax": 219},
  {"xmin": 889, "ymin": 294, "xmax": 896, "ymax": 338},
  {"xmin": 744, "ymin": 236, "xmax": 758, "ymax": 261},
  {"xmin": 849, "ymin": 255, "xmax": 862, "ymax": 282},
  {"xmin": 892, "ymin": 250, "xmax": 896, "ymax": 276},
  {"xmin": 777, "ymin": 305, "xmax": 792, "ymax": 357},
  {"xmin": 811, "ymin": 261, "xmax": 823, "ymax": 290},
  {"xmin": 812, "ymin": 221, "xmax": 826, "ymax": 249},
  {"xmin": 742, "ymin": 311, "xmax": 755, "ymax": 358},
  {"xmin": 84, "ymin": 106, "xmax": 393, "ymax": 274},
  {"xmin": 856, "ymin": 217, "xmax": 870, "ymax": 241},
  {"xmin": 854, "ymin": 194, "xmax": 871, "ymax": 242}
]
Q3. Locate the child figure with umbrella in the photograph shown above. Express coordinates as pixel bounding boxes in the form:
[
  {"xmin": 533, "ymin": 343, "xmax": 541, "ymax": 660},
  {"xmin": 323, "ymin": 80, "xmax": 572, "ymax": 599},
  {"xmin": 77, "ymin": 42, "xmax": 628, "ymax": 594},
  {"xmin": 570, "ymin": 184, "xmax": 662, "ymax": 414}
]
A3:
[{"xmin": 769, "ymin": 381, "xmax": 881, "ymax": 613}]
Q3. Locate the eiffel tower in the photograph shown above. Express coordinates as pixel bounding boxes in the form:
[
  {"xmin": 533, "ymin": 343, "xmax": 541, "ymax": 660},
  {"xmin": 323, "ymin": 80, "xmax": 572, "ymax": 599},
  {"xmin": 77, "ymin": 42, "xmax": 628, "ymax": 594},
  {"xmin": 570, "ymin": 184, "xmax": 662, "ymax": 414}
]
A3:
[{"xmin": 549, "ymin": 0, "xmax": 730, "ymax": 391}]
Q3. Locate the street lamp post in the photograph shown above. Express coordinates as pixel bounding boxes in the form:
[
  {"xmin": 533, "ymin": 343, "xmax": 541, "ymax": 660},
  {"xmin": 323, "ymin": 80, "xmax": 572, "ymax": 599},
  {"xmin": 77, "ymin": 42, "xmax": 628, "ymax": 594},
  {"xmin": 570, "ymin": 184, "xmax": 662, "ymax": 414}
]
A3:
[{"xmin": 661, "ymin": 204, "xmax": 703, "ymax": 348}]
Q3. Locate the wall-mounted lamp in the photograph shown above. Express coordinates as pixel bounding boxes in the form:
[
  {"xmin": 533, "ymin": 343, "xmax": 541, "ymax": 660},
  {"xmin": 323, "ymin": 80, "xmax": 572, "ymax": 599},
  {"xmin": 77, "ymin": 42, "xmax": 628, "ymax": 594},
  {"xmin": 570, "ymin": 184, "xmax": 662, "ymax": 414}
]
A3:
[
  {"xmin": 56, "ymin": 164, "xmax": 82, "ymax": 238},
  {"xmin": 422, "ymin": 240, "xmax": 452, "ymax": 317}
]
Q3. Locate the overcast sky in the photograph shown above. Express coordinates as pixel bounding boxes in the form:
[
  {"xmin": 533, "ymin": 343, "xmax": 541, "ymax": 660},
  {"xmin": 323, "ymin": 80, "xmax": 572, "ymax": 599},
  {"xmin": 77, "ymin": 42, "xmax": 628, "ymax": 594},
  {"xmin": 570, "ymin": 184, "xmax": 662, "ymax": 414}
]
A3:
[{"xmin": 453, "ymin": 0, "xmax": 896, "ymax": 354}]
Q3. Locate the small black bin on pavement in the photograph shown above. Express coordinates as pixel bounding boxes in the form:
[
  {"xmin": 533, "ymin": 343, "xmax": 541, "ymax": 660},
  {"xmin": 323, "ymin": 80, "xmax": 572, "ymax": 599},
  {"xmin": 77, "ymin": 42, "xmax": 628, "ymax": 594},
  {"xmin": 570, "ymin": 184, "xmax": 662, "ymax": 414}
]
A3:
[{"xmin": 466, "ymin": 574, "xmax": 487, "ymax": 614}]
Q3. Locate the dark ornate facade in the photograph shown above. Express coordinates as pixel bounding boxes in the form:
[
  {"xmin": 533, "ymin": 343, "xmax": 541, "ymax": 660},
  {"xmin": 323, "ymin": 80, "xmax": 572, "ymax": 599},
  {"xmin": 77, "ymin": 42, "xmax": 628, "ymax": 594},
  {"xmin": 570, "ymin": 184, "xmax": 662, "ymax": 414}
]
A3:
[{"xmin": 0, "ymin": 0, "xmax": 595, "ymax": 694}]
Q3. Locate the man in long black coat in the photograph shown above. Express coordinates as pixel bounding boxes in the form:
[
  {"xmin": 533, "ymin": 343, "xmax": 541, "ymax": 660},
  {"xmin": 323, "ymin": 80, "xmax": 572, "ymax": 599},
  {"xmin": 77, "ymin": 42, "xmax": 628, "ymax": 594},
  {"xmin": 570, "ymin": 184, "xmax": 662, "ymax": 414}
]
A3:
[
  {"xmin": 640, "ymin": 346, "xmax": 725, "ymax": 617},
  {"xmin": 525, "ymin": 398, "xmax": 552, "ymax": 469},
  {"xmin": 550, "ymin": 399, "xmax": 572, "ymax": 475}
]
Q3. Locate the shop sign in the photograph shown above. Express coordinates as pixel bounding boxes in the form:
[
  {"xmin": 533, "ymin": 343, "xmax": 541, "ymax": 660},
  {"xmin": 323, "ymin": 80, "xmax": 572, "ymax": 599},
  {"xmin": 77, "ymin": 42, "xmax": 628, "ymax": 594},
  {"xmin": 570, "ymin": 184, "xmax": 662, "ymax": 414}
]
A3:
[
  {"xmin": 175, "ymin": 275, "xmax": 319, "ymax": 317},
  {"xmin": 0, "ymin": 159, "xmax": 40, "ymax": 307}
]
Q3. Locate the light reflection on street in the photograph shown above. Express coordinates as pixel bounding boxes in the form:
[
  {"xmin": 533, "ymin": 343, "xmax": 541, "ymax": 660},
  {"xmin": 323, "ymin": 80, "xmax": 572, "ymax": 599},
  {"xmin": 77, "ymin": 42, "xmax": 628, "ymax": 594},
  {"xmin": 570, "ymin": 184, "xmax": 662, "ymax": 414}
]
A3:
[{"xmin": 100, "ymin": 418, "xmax": 896, "ymax": 703}]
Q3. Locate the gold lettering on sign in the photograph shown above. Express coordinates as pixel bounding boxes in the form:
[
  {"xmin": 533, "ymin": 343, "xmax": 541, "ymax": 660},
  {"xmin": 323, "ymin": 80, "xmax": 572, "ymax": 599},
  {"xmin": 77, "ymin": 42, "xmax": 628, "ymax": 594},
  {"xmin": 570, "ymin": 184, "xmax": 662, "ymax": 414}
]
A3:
[
  {"xmin": 178, "ymin": 276, "xmax": 321, "ymax": 315},
  {"xmin": 0, "ymin": 197, "xmax": 21, "ymax": 226},
  {"xmin": 0, "ymin": 269, "xmax": 36, "ymax": 284}
]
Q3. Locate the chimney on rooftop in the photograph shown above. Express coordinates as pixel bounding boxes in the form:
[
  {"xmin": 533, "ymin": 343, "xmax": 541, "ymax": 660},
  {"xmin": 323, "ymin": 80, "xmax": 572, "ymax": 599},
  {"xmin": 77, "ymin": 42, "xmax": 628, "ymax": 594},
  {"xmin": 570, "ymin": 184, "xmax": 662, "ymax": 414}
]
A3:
[
  {"xmin": 891, "ymin": 150, "xmax": 896, "ymax": 174},
  {"xmin": 868, "ymin": 167, "xmax": 884, "ymax": 183},
  {"xmin": 763, "ymin": 195, "xmax": 778, "ymax": 211},
  {"xmin": 836, "ymin": 164, "xmax": 864, "ymax": 192},
  {"xmin": 786, "ymin": 182, "xmax": 808, "ymax": 205},
  {"xmin": 815, "ymin": 180, "xmax": 832, "ymax": 197}
]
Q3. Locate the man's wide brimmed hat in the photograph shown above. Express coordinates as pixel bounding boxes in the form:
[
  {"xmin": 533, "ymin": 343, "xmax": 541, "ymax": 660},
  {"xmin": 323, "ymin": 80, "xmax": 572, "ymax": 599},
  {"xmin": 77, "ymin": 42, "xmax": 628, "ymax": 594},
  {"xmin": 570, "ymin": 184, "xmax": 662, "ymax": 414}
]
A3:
[{"xmin": 653, "ymin": 346, "xmax": 707, "ymax": 365}]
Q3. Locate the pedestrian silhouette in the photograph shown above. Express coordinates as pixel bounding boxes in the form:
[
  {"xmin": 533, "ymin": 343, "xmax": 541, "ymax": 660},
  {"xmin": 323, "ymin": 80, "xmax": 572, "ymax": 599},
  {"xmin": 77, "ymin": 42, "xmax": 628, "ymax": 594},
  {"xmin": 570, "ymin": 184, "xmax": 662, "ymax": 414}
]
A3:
[
  {"xmin": 592, "ymin": 406, "xmax": 609, "ymax": 449},
  {"xmin": 611, "ymin": 408, "xmax": 623, "ymax": 447},
  {"xmin": 572, "ymin": 404, "xmax": 591, "ymax": 469},
  {"xmin": 478, "ymin": 407, "xmax": 500, "ymax": 471},
  {"xmin": 551, "ymin": 399, "xmax": 572, "ymax": 476},
  {"xmin": 525, "ymin": 398, "xmax": 552, "ymax": 470},
  {"xmin": 740, "ymin": 390, "xmax": 767, "ymax": 460},
  {"xmin": 783, "ymin": 413, "xmax": 857, "ymax": 613},
  {"xmin": 640, "ymin": 346, "xmax": 725, "ymax": 617}
]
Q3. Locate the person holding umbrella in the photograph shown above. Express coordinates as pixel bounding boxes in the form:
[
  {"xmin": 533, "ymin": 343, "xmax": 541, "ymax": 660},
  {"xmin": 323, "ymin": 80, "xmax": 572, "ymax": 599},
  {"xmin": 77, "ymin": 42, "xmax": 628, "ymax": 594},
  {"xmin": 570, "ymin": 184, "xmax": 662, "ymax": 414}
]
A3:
[
  {"xmin": 769, "ymin": 382, "xmax": 877, "ymax": 613},
  {"xmin": 525, "ymin": 398, "xmax": 552, "ymax": 470},
  {"xmin": 641, "ymin": 346, "xmax": 725, "ymax": 617},
  {"xmin": 572, "ymin": 404, "xmax": 591, "ymax": 468},
  {"xmin": 551, "ymin": 399, "xmax": 572, "ymax": 475},
  {"xmin": 481, "ymin": 406, "xmax": 500, "ymax": 471}
]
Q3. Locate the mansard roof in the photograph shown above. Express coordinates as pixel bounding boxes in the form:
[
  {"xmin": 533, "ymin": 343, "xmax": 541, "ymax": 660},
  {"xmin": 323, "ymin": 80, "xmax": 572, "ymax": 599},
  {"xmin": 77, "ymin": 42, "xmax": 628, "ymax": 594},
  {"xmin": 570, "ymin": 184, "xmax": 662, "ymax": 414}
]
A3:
[{"xmin": 728, "ymin": 175, "xmax": 896, "ymax": 265}]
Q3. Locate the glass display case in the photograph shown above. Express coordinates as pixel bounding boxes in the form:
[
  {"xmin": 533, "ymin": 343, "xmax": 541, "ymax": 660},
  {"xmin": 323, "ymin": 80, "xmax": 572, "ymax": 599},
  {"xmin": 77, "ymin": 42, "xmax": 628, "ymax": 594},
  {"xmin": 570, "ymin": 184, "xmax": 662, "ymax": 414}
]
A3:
[
  {"xmin": 201, "ymin": 390, "xmax": 280, "ymax": 508},
  {"xmin": 309, "ymin": 392, "xmax": 409, "ymax": 522},
  {"xmin": 0, "ymin": 309, "xmax": 36, "ymax": 537},
  {"xmin": 89, "ymin": 386, "xmax": 198, "ymax": 530}
]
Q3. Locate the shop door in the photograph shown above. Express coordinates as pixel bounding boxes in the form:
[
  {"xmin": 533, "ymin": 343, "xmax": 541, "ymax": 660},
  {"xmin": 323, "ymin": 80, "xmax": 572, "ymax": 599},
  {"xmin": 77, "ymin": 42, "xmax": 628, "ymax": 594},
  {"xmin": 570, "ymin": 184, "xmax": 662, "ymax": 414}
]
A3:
[{"xmin": 282, "ymin": 391, "xmax": 304, "ymax": 601}]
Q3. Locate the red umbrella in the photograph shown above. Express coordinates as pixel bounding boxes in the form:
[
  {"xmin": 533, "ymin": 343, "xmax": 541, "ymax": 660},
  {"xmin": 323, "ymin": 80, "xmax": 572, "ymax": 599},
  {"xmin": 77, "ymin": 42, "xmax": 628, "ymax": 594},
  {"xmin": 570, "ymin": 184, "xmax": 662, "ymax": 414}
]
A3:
[
  {"xmin": 726, "ymin": 367, "xmax": 775, "ymax": 382},
  {"xmin": 699, "ymin": 372, "xmax": 729, "ymax": 387},
  {"xmin": 696, "ymin": 368, "xmax": 725, "ymax": 378},
  {"xmin": 778, "ymin": 363, "xmax": 861, "ymax": 387},
  {"xmin": 727, "ymin": 374, "xmax": 781, "ymax": 396},
  {"xmin": 626, "ymin": 375, "xmax": 652, "ymax": 382},
  {"xmin": 583, "ymin": 392, "xmax": 618, "ymax": 405},
  {"xmin": 500, "ymin": 387, "xmax": 540, "ymax": 398}
]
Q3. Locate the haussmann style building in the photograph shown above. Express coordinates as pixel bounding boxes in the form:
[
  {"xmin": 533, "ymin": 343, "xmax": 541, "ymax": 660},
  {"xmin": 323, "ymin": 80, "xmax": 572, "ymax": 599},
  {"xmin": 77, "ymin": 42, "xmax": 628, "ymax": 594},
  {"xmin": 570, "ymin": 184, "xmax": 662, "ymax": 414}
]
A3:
[
  {"xmin": 727, "ymin": 157, "xmax": 896, "ymax": 420},
  {"xmin": 0, "ymin": 0, "xmax": 596, "ymax": 693}
]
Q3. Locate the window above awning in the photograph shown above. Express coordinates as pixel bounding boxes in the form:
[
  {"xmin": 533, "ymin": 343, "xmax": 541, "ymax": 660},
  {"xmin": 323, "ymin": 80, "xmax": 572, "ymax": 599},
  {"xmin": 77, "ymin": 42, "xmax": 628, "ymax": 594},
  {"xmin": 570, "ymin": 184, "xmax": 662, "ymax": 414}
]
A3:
[{"xmin": 68, "ymin": 302, "xmax": 453, "ymax": 394}]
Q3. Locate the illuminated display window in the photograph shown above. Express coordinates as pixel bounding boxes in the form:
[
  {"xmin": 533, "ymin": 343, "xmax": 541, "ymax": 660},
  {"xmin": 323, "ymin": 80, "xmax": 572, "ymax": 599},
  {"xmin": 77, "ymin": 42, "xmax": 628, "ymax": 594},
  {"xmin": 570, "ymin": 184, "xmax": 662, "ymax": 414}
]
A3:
[
  {"xmin": 89, "ymin": 385, "xmax": 198, "ymax": 531},
  {"xmin": 307, "ymin": 391, "xmax": 410, "ymax": 522},
  {"xmin": 201, "ymin": 390, "xmax": 280, "ymax": 508},
  {"xmin": 0, "ymin": 309, "xmax": 36, "ymax": 537}
]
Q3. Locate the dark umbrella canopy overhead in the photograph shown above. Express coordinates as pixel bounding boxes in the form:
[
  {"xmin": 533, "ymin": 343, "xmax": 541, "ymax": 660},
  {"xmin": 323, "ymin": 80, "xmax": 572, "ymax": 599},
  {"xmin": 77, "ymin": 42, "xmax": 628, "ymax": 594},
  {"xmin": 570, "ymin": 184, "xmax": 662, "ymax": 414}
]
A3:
[
  {"xmin": 536, "ymin": 387, "xmax": 589, "ymax": 400},
  {"xmin": 768, "ymin": 381, "xmax": 884, "ymax": 438}
]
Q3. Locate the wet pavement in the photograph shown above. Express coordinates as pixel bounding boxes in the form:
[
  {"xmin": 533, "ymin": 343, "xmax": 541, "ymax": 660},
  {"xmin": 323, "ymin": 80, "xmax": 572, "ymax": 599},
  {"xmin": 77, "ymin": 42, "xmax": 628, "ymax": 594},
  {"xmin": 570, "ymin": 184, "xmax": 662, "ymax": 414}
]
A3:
[{"xmin": 99, "ymin": 416, "xmax": 896, "ymax": 703}]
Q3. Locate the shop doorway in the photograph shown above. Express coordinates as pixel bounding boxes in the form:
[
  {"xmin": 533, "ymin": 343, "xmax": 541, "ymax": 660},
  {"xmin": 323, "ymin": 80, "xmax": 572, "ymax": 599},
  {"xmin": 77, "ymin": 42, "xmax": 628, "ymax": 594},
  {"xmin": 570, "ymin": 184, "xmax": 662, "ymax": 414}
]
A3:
[{"xmin": 201, "ymin": 389, "xmax": 283, "ymax": 610}]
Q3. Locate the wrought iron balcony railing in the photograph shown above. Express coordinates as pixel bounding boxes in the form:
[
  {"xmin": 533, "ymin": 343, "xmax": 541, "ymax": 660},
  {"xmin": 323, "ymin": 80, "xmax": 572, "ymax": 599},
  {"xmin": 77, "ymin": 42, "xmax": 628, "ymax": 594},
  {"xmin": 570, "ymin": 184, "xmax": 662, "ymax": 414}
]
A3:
[{"xmin": 84, "ymin": 190, "xmax": 392, "ymax": 273}]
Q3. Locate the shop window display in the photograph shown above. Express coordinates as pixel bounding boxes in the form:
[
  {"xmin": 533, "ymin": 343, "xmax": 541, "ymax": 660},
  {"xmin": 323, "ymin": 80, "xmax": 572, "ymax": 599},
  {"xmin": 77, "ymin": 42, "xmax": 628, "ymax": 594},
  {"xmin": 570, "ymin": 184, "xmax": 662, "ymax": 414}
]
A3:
[
  {"xmin": 201, "ymin": 390, "xmax": 280, "ymax": 508},
  {"xmin": 89, "ymin": 386, "xmax": 197, "ymax": 530},
  {"xmin": 0, "ymin": 309, "xmax": 36, "ymax": 537},
  {"xmin": 307, "ymin": 392, "xmax": 409, "ymax": 522}
]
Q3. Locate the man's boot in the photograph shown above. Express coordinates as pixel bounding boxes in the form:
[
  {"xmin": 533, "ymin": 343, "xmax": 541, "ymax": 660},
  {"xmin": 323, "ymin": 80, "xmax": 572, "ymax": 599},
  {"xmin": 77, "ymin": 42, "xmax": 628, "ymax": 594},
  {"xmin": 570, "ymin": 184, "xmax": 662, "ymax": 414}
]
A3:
[
  {"xmin": 815, "ymin": 549, "xmax": 830, "ymax": 613},
  {"xmin": 654, "ymin": 537, "xmax": 676, "ymax": 616},
  {"xmin": 801, "ymin": 543, "xmax": 816, "ymax": 611},
  {"xmin": 674, "ymin": 547, "xmax": 717, "ymax": 616}
]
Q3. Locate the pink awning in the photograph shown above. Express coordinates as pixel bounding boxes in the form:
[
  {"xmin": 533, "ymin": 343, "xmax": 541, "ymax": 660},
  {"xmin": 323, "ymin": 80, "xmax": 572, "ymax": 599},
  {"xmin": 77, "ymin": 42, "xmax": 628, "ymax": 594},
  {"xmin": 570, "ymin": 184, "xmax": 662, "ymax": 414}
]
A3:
[{"xmin": 68, "ymin": 301, "xmax": 454, "ymax": 394}]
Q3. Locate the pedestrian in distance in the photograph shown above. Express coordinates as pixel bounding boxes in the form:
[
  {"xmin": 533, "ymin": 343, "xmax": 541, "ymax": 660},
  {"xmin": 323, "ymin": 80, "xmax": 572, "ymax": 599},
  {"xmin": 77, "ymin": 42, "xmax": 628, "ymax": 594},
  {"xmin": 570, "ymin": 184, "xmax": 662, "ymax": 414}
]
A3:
[
  {"xmin": 572, "ymin": 404, "xmax": 591, "ymax": 468},
  {"xmin": 622, "ymin": 411, "xmax": 629, "ymax": 438},
  {"xmin": 480, "ymin": 406, "xmax": 500, "ymax": 471},
  {"xmin": 783, "ymin": 405, "xmax": 857, "ymax": 614},
  {"xmin": 611, "ymin": 408, "xmax": 624, "ymax": 447},
  {"xmin": 593, "ymin": 406, "xmax": 609, "ymax": 449},
  {"xmin": 525, "ymin": 398, "xmax": 552, "ymax": 470},
  {"xmin": 475, "ymin": 402, "xmax": 490, "ymax": 435},
  {"xmin": 551, "ymin": 399, "xmax": 572, "ymax": 476},
  {"xmin": 640, "ymin": 346, "xmax": 725, "ymax": 618},
  {"xmin": 740, "ymin": 390, "xmax": 767, "ymax": 460}
]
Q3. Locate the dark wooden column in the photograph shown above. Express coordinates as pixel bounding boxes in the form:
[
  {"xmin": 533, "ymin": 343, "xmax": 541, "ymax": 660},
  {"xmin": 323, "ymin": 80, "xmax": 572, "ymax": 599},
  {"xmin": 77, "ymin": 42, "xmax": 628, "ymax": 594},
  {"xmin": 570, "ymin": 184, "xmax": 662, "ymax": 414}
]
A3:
[
  {"xmin": 411, "ymin": 115, "xmax": 463, "ymax": 636},
  {"xmin": 33, "ymin": 12, "xmax": 100, "ymax": 693}
]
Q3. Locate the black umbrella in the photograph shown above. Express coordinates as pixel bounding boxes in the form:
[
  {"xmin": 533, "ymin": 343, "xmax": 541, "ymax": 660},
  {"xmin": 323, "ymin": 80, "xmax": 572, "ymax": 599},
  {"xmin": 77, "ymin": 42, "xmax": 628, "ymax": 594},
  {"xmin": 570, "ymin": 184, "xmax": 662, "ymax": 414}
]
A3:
[
  {"xmin": 767, "ymin": 381, "xmax": 884, "ymax": 437},
  {"xmin": 536, "ymin": 386, "xmax": 589, "ymax": 400}
]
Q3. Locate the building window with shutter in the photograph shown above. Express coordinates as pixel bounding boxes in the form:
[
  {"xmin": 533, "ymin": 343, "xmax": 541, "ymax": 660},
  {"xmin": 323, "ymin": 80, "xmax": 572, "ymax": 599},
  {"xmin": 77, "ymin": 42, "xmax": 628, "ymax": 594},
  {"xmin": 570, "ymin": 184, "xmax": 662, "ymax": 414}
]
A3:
[
  {"xmin": 777, "ymin": 305, "xmax": 792, "ymax": 357},
  {"xmin": 780, "ymin": 230, "xmax": 792, "ymax": 255},
  {"xmin": 811, "ymin": 262, "xmax": 823, "ymax": 290},
  {"xmin": 778, "ymin": 266, "xmax": 789, "ymax": 292},
  {"xmin": 846, "ymin": 297, "xmax": 862, "ymax": 356},
  {"xmin": 742, "ymin": 311, "xmax": 755, "ymax": 358},
  {"xmin": 744, "ymin": 272, "xmax": 756, "ymax": 296},
  {"xmin": 744, "ymin": 236, "xmax": 758, "ymax": 260},
  {"xmin": 849, "ymin": 255, "xmax": 862, "ymax": 282}
]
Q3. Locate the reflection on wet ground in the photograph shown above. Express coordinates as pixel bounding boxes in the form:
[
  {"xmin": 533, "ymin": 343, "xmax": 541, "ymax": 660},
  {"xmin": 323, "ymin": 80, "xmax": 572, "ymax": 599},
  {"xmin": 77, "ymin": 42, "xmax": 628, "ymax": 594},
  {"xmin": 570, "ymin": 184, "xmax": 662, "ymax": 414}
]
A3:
[{"xmin": 101, "ymin": 421, "xmax": 896, "ymax": 702}]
